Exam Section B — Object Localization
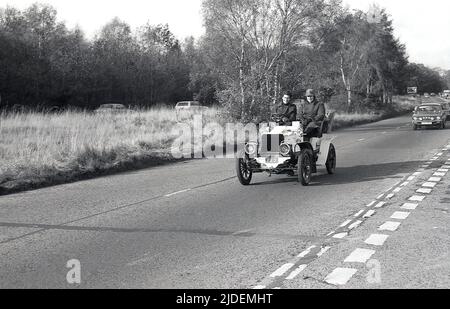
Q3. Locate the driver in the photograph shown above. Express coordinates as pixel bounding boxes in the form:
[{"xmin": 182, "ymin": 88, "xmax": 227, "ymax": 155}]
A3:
[
  {"xmin": 276, "ymin": 91, "xmax": 297, "ymax": 125},
  {"xmin": 298, "ymin": 89, "xmax": 325, "ymax": 137}
]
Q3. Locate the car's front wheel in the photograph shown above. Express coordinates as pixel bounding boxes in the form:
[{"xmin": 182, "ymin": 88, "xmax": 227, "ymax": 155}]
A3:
[
  {"xmin": 298, "ymin": 149, "xmax": 312, "ymax": 186},
  {"xmin": 236, "ymin": 156, "xmax": 253, "ymax": 186}
]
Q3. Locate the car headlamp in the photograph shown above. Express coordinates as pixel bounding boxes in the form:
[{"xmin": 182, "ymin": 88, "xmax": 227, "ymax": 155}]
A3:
[
  {"xmin": 244, "ymin": 143, "xmax": 257, "ymax": 155},
  {"xmin": 280, "ymin": 143, "xmax": 291, "ymax": 157},
  {"xmin": 436, "ymin": 116, "xmax": 441, "ymax": 120}
]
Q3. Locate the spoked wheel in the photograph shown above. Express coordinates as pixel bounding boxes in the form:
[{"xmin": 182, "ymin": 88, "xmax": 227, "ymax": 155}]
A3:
[
  {"xmin": 298, "ymin": 149, "xmax": 312, "ymax": 186},
  {"xmin": 326, "ymin": 144, "xmax": 337, "ymax": 175},
  {"xmin": 236, "ymin": 156, "xmax": 253, "ymax": 186}
]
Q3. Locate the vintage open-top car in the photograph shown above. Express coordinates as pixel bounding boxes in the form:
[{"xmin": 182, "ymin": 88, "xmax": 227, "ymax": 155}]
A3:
[{"xmin": 236, "ymin": 113, "xmax": 336, "ymax": 186}]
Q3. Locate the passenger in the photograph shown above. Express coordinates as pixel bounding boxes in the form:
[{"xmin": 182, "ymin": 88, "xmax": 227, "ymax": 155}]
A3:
[
  {"xmin": 276, "ymin": 91, "xmax": 297, "ymax": 125},
  {"xmin": 298, "ymin": 89, "xmax": 325, "ymax": 137}
]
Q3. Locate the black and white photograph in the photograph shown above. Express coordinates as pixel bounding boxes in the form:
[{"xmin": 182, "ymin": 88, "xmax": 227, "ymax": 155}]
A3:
[{"xmin": 0, "ymin": 0, "xmax": 449, "ymax": 293}]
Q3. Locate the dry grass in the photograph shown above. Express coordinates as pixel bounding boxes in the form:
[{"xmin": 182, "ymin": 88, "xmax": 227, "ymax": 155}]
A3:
[{"xmin": 0, "ymin": 107, "xmax": 219, "ymax": 193}]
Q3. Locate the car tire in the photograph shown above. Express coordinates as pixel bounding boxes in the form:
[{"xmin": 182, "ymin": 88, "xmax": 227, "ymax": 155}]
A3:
[
  {"xmin": 236, "ymin": 155, "xmax": 252, "ymax": 186},
  {"xmin": 298, "ymin": 149, "xmax": 312, "ymax": 186},
  {"xmin": 442, "ymin": 122, "xmax": 446, "ymax": 130},
  {"xmin": 326, "ymin": 144, "xmax": 337, "ymax": 175},
  {"xmin": 413, "ymin": 125, "xmax": 418, "ymax": 131}
]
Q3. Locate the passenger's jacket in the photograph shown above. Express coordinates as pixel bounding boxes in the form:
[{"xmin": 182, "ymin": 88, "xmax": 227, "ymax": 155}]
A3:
[
  {"xmin": 276, "ymin": 103, "xmax": 297, "ymax": 123},
  {"xmin": 298, "ymin": 100, "xmax": 325, "ymax": 127}
]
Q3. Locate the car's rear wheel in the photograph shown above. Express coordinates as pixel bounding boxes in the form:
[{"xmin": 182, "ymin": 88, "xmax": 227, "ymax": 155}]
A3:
[
  {"xmin": 236, "ymin": 155, "xmax": 253, "ymax": 186},
  {"xmin": 298, "ymin": 149, "xmax": 312, "ymax": 186},
  {"xmin": 326, "ymin": 144, "xmax": 337, "ymax": 175}
]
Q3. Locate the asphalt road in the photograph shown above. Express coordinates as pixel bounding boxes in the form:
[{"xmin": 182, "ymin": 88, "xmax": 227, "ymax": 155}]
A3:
[{"xmin": 1, "ymin": 98, "xmax": 449, "ymax": 289}]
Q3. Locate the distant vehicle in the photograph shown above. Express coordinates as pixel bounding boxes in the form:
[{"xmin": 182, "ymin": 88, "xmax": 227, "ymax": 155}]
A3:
[
  {"xmin": 95, "ymin": 104, "xmax": 128, "ymax": 114},
  {"xmin": 175, "ymin": 101, "xmax": 208, "ymax": 118},
  {"xmin": 175, "ymin": 101, "xmax": 207, "ymax": 111},
  {"xmin": 430, "ymin": 93, "xmax": 436, "ymax": 97},
  {"xmin": 412, "ymin": 104, "xmax": 448, "ymax": 130},
  {"xmin": 443, "ymin": 90, "xmax": 450, "ymax": 99},
  {"xmin": 441, "ymin": 103, "xmax": 450, "ymax": 120},
  {"xmin": 423, "ymin": 93, "xmax": 430, "ymax": 98}
]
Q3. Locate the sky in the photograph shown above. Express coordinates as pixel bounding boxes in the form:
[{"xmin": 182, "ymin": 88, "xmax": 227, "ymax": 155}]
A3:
[{"xmin": 0, "ymin": 0, "xmax": 449, "ymax": 70}]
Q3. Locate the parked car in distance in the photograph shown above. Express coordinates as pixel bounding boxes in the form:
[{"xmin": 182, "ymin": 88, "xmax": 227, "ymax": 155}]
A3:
[
  {"xmin": 412, "ymin": 104, "xmax": 448, "ymax": 130},
  {"xmin": 175, "ymin": 101, "xmax": 208, "ymax": 119},
  {"xmin": 175, "ymin": 101, "xmax": 207, "ymax": 111},
  {"xmin": 95, "ymin": 104, "xmax": 128, "ymax": 114},
  {"xmin": 423, "ymin": 93, "xmax": 430, "ymax": 98}
]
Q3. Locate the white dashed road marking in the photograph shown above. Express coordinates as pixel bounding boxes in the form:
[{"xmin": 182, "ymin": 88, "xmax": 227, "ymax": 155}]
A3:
[
  {"xmin": 375, "ymin": 202, "xmax": 386, "ymax": 208},
  {"xmin": 270, "ymin": 263, "xmax": 295, "ymax": 278},
  {"xmin": 391, "ymin": 211, "xmax": 410, "ymax": 220},
  {"xmin": 297, "ymin": 246, "xmax": 316, "ymax": 258},
  {"xmin": 365, "ymin": 234, "xmax": 389, "ymax": 246},
  {"xmin": 344, "ymin": 248, "xmax": 376, "ymax": 263},
  {"xmin": 417, "ymin": 188, "xmax": 433, "ymax": 194},
  {"xmin": 333, "ymin": 233, "xmax": 348, "ymax": 239},
  {"xmin": 422, "ymin": 182, "xmax": 437, "ymax": 188},
  {"xmin": 325, "ymin": 268, "xmax": 358, "ymax": 286},
  {"xmin": 428, "ymin": 177, "xmax": 442, "ymax": 182},
  {"xmin": 364, "ymin": 210, "xmax": 376, "ymax": 218},
  {"xmin": 379, "ymin": 221, "xmax": 401, "ymax": 232},
  {"xmin": 286, "ymin": 265, "xmax": 307, "ymax": 280},
  {"xmin": 409, "ymin": 195, "xmax": 426, "ymax": 202},
  {"xmin": 402, "ymin": 203, "xmax": 418, "ymax": 210}
]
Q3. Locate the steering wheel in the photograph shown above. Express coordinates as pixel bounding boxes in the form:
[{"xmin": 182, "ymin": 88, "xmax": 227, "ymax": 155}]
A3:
[{"xmin": 271, "ymin": 114, "xmax": 285, "ymax": 124}]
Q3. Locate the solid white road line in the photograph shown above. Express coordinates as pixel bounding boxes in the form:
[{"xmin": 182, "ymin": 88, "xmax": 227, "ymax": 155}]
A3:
[
  {"xmin": 286, "ymin": 265, "xmax": 307, "ymax": 280},
  {"xmin": 164, "ymin": 189, "xmax": 191, "ymax": 197},
  {"xmin": 270, "ymin": 263, "xmax": 295, "ymax": 278},
  {"xmin": 409, "ymin": 195, "xmax": 426, "ymax": 202},
  {"xmin": 354, "ymin": 210, "xmax": 365, "ymax": 217},
  {"xmin": 407, "ymin": 176, "xmax": 416, "ymax": 181},
  {"xmin": 365, "ymin": 234, "xmax": 390, "ymax": 246},
  {"xmin": 413, "ymin": 172, "xmax": 422, "ymax": 176},
  {"xmin": 400, "ymin": 182, "xmax": 409, "ymax": 187},
  {"xmin": 379, "ymin": 221, "xmax": 401, "ymax": 232},
  {"xmin": 253, "ymin": 286, "xmax": 266, "ymax": 290},
  {"xmin": 344, "ymin": 248, "xmax": 376, "ymax": 263},
  {"xmin": 437, "ymin": 169, "xmax": 449, "ymax": 173},
  {"xmin": 325, "ymin": 268, "xmax": 358, "ymax": 286},
  {"xmin": 391, "ymin": 211, "xmax": 410, "ymax": 220},
  {"xmin": 393, "ymin": 187, "xmax": 402, "ymax": 193},
  {"xmin": 402, "ymin": 203, "xmax": 419, "ymax": 210},
  {"xmin": 377, "ymin": 194, "xmax": 385, "ymax": 200}
]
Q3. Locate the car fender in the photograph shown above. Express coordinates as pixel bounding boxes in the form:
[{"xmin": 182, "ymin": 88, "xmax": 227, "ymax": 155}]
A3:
[
  {"xmin": 316, "ymin": 136, "xmax": 337, "ymax": 166},
  {"xmin": 294, "ymin": 142, "xmax": 314, "ymax": 156}
]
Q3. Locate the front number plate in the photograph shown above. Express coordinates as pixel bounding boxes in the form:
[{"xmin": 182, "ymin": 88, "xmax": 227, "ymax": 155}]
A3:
[
  {"xmin": 266, "ymin": 156, "xmax": 279, "ymax": 164},
  {"xmin": 422, "ymin": 122, "xmax": 432, "ymax": 125}
]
